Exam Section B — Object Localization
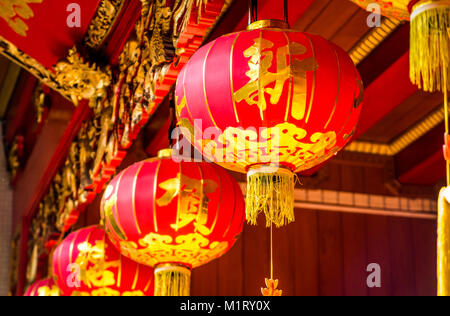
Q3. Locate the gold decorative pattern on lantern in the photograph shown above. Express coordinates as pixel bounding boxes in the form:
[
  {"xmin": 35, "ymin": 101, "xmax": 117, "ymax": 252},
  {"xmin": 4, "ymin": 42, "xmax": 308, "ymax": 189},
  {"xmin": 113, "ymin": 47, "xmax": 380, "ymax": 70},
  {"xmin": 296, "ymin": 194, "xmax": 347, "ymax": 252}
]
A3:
[
  {"xmin": 36, "ymin": 285, "xmax": 60, "ymax": 296},
  {"xmin": 74, "ymin": 240, "xmax": 120, "ymax": 289},
  {"xmin": 157, "ymin": 173, "xmax": 218, "ymax": 235},
  {"xmin": 181, "ymin": 121, "xmax": 338, "ymax": 173},
  {"xmin": 349, "ymin": 0, "xmax": 411, "ymax": 20},
  {"xmin": 0, "ymin": 0, "xmax": 43, "ymax": 36},
  {"xmin": 234, "ymin": 37, "xmax": 318, "ymax": 120},
  {"xmin": 119, "ymin": 233, "xmax": 229, "ymax": 269},
  {"xmin": 72, "ymin": 288, "xmax": 145, "ymax": 296}
]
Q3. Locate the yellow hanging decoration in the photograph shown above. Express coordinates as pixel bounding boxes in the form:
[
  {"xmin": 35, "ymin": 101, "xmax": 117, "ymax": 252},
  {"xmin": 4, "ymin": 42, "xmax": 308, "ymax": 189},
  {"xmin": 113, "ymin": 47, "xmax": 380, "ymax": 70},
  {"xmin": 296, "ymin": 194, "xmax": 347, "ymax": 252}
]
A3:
[
  {"xmin": 438, "ymin": 49, "xmax": 450, "ymax": 295},
  {"xmin": 261, "ymin": 224, "xmax": 282, "ymax": 296},
  {"xmin": 261, "ymin": 278, "xmax": 282, "ymax": 296},
  {"xmin": 246, "ymin": 166, "xmax": 295, "ymax": 228},
  {"xmin": 154, "ymin": 264, "xmax": 191, "ymax": 296},
  {"xmin": 438, "ymin": 188, "xmax": 450, "ymax": 296},
  {"xmin": 410, "ymin": 0, "xmax": 450, "ymax": 92}
]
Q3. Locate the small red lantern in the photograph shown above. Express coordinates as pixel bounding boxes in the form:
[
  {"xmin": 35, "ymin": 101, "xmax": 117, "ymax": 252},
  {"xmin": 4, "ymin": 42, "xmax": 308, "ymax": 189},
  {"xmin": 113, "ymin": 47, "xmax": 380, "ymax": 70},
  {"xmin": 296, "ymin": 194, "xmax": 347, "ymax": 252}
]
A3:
[
  {"xmin": 24, "ymin": 278, "xmax": 60, "ymax": 296},
  {"xmin": 52, "ymin": 226, "xmax": 154, "ymax": 296},
  {"xmin": 175, "ymin": 20, "xmax": 363, "ymax": 227},
  {"xmin": 101, "ymin": 149, "xmax": 245, "ymax": 296}
]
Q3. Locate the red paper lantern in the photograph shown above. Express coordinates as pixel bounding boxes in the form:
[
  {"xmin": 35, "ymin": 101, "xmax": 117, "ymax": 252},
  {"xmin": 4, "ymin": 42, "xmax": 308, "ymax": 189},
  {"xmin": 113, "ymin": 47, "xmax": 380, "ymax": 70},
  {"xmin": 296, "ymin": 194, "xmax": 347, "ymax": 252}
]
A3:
[
  {"xmin": 101, "ymin": 149, "xmax": 245, "ymax": 296},
  {"xmin": 175, "ymin": 20, "xmax": 363, "ymax": 227},
  {"xmin": 52, "ymin": 226, "xmax": 154, "ymax": 296},
  {"xmin": 24, "ymin": 278, "xmax": 60, "ymax": 296}
]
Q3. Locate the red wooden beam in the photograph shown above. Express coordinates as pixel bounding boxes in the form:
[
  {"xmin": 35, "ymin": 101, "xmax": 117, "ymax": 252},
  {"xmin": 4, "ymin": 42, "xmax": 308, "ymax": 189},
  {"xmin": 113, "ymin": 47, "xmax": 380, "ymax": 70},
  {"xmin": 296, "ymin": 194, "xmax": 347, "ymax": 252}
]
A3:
[
  {"xmin": 357, "ymin": 24, "xmax": 410, "ymax": 86},
  {"xmin": 102, "ymin": 0, "xmax": 142, "ymax": 65},
  {"xmin": 396, "ymin": 122, "xmax": 445, "ymax": 185},
  {"xmin": 355, "ymin": 52, "xmax": 417, "ymax": 138},
  {"xmin": 398, "ymin": 150, "xmax": 445, "ymax": 185}
]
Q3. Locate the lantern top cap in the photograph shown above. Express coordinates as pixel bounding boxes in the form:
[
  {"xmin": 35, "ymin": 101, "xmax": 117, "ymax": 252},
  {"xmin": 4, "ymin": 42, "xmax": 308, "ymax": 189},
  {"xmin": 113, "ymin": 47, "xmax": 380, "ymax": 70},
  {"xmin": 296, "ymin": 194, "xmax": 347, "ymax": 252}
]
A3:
[
  {"xmin": 157, "ymin": 148, "xmax": 173, "ymax": 159},
  {"xmin": 247, "ymin": 19, "xmax": 290, "ymax": 31},
  {"xmin": 410, "ymin": 0, "xmax": 450, "ymax": 20}
]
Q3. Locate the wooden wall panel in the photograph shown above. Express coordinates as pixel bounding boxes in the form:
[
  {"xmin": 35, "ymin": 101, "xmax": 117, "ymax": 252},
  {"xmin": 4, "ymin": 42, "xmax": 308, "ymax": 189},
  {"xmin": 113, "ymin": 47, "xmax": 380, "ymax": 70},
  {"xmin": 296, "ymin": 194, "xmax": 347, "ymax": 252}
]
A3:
[
  {"xmin": 216, "ymin": 236, "xmax": 244, "ymax": 296},
  {"xmin": 291, "ymin": 209, "xmax": 320, "ymax": 296},
  {"xmin": 342, "ymin": 213, "xmax": 368, "ymax": 296},
  {"xmin": 272, "ymin": 223, "xmax": 296, "ymax": 296},
  {"xmin": 412, "ymin": 219, "xmax": 437, "ymax": 296},
  {"xmin": 388, "ymin": 217, "xmax": 417, "ymax": 296},
  {"xmin": 242, "ymin": 218, "xmax": 270, "ymax": 296},
  {"xmin": 365, "ymin": 215, "xmax": 392, "ymax": 296},
  {"xmin": 189, "ymin": 209, "xmax": 436, "ymax": 296}
]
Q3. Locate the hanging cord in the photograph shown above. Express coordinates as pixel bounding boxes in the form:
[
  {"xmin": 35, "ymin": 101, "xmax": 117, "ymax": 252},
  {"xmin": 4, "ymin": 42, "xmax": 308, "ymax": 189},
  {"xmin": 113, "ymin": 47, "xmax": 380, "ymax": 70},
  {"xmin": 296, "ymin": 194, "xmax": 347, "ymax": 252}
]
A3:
[
  {"xmin": 270, "ymin": 223, "xmax": 273, "ymax": 280},
  {"xmin": 168, "ymin": 91, "xmax": 177, "ymax": 149},
  {"xmin": 248, "ymin": 0, "xmax": 258, "ymax": 25},
  {"xmin": 248, "ymin": 0, "xmax": 289, "ymax": 26},
  {"xmin": 284, "ymin": 0, "xmax": 289, "ymax": 26},
  {"xmin": 445, "ymin": 67, "xmax": 449, "ymax": 186}
]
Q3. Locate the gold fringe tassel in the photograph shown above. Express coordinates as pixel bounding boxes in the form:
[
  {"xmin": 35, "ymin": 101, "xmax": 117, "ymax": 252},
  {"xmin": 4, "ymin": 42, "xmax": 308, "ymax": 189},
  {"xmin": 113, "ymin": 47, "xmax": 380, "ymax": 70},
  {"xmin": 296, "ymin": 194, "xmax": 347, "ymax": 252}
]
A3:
[
  {"xmin": 438, "ymin": 187, "xmax": 450, "ymax": 296},
  {"xmin": 246, "ymin": 165, "xmax": 295, "ymax": 228},
  {"xmin": 154, "ymin": 264, "xmax": 191, "ymax": 296},
  {"xmin": 410, "ymin": 1, "xmax": 450, "ymax": 92}
]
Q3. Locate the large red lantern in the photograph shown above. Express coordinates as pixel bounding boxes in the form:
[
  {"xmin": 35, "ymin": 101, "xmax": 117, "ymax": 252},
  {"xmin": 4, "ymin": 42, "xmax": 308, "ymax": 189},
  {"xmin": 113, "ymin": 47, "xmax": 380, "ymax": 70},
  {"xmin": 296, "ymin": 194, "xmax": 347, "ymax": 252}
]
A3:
[
  {"xmin": 101, "ymin": 149, "xmax": 245, "ymax": 296},
  {"xmin": 52, "ymin": 226, "xmax": 154, "ymax": 296},
  {"xmin": 175, "ymin": 20, "xmax": 363, "ymax": 228},
  {"xmin": 24, "ymin": 278, "xmax": 60, "ymax": 296}
]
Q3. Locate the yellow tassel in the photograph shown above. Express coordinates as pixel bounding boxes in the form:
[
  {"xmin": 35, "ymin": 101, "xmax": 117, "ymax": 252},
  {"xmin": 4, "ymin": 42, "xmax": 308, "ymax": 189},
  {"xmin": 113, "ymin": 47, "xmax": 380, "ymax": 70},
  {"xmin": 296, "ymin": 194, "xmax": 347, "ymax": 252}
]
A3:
[
  {"xmin": 246, "ymin": 165, "xmax": 295, "ymax": 227},
  {"xmin": 410, "ymin": 1, "xmax": 450, "ymax": 92},
  {"xmin": 154, "ymin": 264, "xmax": 191, "ymax": 296},
  {"xmin": 438, "ymin": 187, "xmax": 450, "ymax": 296}
]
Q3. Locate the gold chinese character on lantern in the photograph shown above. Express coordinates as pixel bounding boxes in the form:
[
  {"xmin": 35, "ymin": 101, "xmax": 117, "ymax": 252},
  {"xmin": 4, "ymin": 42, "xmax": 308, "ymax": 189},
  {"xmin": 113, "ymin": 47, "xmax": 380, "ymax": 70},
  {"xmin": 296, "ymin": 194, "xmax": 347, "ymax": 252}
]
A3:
[
  {"xmin": 234, "ymin": 38, "xmax": 318, "ymax": 120},
  {"xmin": 0, "ymin": 0, "xmax": 43, "ymax": 36},
  {"xmin": 157, "ymin": 173, "xmax": 218, "ymax": 236}
]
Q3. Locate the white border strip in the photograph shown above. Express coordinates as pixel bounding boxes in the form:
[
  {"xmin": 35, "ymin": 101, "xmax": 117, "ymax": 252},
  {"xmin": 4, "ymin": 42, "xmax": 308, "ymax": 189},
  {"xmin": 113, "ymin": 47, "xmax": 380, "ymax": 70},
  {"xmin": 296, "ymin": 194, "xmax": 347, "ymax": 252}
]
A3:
[{"xmin": 239, "ymin": 183, "xmax": 437, "ymax": 219}]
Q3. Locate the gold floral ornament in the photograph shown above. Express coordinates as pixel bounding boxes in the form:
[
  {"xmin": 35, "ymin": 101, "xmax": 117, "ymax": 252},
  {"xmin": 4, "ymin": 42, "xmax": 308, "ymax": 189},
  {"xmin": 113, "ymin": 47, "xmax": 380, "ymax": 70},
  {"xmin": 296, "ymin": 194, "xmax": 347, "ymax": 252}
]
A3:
[
  {"xmin": 261, "ymin": 278, "xmax": 282, "ymax": 296},
  {"xmin": 37, "ymin": 285, "xmax": 60, "ymax": 296},
  {"xmin": 54, "ymin": 48, "xmax": 111, "ymax": 106},
  {"xmin": 0, "ymin": 0, "xmax": 43, "ymax": 36},
  {"xmin": 74, "ymin": 240, "xmax": 119, "ymax": 288}
]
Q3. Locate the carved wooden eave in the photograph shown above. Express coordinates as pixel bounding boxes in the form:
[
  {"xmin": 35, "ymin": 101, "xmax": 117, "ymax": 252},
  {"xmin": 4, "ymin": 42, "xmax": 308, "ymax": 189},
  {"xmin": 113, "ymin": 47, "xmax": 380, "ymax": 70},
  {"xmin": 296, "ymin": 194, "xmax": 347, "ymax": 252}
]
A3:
[
  {"xmin": 0, "ymin": 0, "xmax": 127, "ymax": 102},
  {"xmin": 11, "ymin": 0, "xmax": 228, "ymax": 295},
  {"xmin": 82, "ymin": 0, "xmax": 127, "ymax": 50}
]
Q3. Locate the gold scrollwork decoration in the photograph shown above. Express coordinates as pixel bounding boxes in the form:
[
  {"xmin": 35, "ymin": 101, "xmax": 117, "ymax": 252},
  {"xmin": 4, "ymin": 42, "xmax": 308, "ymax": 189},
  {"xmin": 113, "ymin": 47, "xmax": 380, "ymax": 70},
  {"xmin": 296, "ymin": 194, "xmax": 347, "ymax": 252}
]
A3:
[
  {"xmin": 119, "ymin": 232, "xmax": 229, "ymax": 269},
  {"xmin": 83, "ymin": 0, "xmax": 126, "ymax": 50},
  {"xmin": 54, "ymin": 48, "xmax": 111, "ymax": 106}
]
